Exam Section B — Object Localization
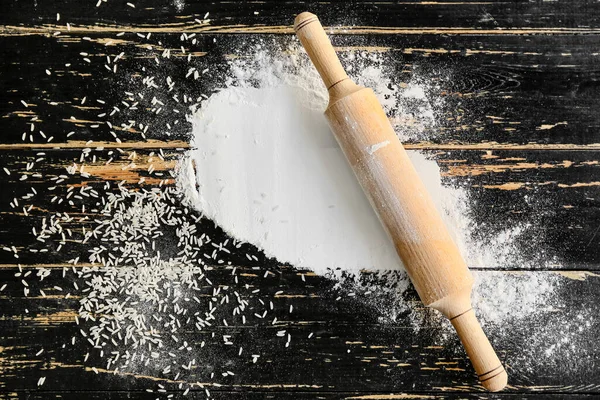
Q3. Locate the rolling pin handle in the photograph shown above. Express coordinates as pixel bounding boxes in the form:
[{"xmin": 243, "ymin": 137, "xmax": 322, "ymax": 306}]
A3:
[
  {"xmin": 450, "ymin": 309, "xmax": 508, "ymax": 392},
  {"xmin": 294, "ymin": 12, "xmax": 349, "ymax": 91}
]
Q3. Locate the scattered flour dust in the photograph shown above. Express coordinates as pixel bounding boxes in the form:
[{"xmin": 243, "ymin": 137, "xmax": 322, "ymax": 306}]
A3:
[{"xmin": 181, "ymin": 47, "xmax": 576, "ymax": 368}]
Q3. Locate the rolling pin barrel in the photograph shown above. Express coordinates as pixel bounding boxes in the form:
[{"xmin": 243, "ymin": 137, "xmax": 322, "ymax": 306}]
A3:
[{"xmin": 294, "ymin": 12, "xmax": 508, "ymax": 392}]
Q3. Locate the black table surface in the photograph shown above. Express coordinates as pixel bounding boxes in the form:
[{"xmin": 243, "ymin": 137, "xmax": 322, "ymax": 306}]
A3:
[{"xmin": 1, "ymin": 1, "xmax": 600, "ymax": 399}]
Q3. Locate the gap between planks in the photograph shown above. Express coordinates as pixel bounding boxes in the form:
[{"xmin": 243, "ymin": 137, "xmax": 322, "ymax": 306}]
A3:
[
  {"xmin": 4, "ymin": 24, "xmax": 600, "ymax": 36},
  {"xmin": 1, "ymin": 264, "xmax": 599, "ymax": 280},
  {"xmin": 1, "ymin": 141, "xmax": 600, "ymax": 151}
]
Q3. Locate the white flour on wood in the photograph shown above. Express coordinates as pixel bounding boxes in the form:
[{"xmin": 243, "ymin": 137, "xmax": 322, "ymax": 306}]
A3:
[
  {"xmin": 181, "ymin": 49, "xmax": 571, "ymax": 355},
  {"xmin": 188, "ymin": 85, "xmax": 408, "ymax": 273},
  {"xmin": 183, "ymin": 50, "xmax": 533, "ymax": 277},
  {"xmin": 184, "ymin": 52, "xmax": 465, "ymax": 276}
]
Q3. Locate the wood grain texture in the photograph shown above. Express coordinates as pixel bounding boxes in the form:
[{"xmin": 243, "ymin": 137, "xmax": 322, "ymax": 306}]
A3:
[
  {"xmin": 3, "ymin": 392, "xmax": 600, "ymax": 400},
  {"xmin": 4, "ymin": 32, "xmax": 600, "ymax": 147},
  {"xmin": 4, "ymin": 0, "xmax": 600, "ymax": 31},
  {"xmin": 1, "ymin": 265, "xmax": 599, "ymax": 394},
  {"xmin": 0, "ymin": 149, "xmax": 597, "ymax": 268},
  {"xmin": 1, "ymin": 0, "xmax": 600, "ymax": 398}
]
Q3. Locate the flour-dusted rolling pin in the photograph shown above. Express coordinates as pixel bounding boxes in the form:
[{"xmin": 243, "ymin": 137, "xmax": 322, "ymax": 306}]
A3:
[{"xmin": 294, "ymin": 12, "xmax": 507, "ymax": 392}]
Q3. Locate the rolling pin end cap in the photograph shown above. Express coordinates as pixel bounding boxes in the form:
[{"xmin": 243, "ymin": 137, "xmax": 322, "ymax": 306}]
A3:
[
  {"xmin": 481, "ymin": 369, "xmax": 508, "ymax": 392},
  {"xmin": 294, "ymin": 12, "xmax": 319, "ymax": 31}
]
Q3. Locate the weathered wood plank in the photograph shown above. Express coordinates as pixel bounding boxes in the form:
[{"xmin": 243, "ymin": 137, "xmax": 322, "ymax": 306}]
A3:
[
  {"xmin": 0, "ymin": 148, "xmax": 598, "ymax": 268},
  {"xmin": 1, "ymin": 266, "xmax": 599, "ymax": 394},
  {"xmin": 3, "ymin": 0, "xmax": 600, "ymax": 32},
  {"xmin": 3, "ymin": 391, "xmax": 600, "ymax": 399},
  {"xmin": 3, "ymin": 33, "xmax": 600, "ymax": 147},
  {"xmin": 2, "ymin": 142, "xmax": 600, "ymax": 152}
]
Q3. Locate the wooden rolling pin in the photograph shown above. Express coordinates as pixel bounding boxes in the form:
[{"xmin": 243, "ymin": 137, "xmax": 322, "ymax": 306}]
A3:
[{"xmin": 294, "ymin": 12, "xmax": 507, "ymax": 392}]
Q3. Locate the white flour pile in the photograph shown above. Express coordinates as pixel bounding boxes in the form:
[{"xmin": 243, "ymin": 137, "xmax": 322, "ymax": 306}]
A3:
[
  {"xmin": 184, "ymin": 49, "xmax": 529, "ymax": 275},
  {"xmin": 183, "ymin": 47, "xmax": 575, "ymax": 359},
  {"xmin": 186, "ymin": 84, "xmax": 403, "ymax": 273},
  {"xmin": 184, "ymin": 51, "xmax": 455, "ymax": 275}
]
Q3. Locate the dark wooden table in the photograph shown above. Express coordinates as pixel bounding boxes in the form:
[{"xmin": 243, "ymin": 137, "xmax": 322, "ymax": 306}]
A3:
[{"xmin": 2, "ymin": 1, "xmax": 600, "ymax": 399}]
